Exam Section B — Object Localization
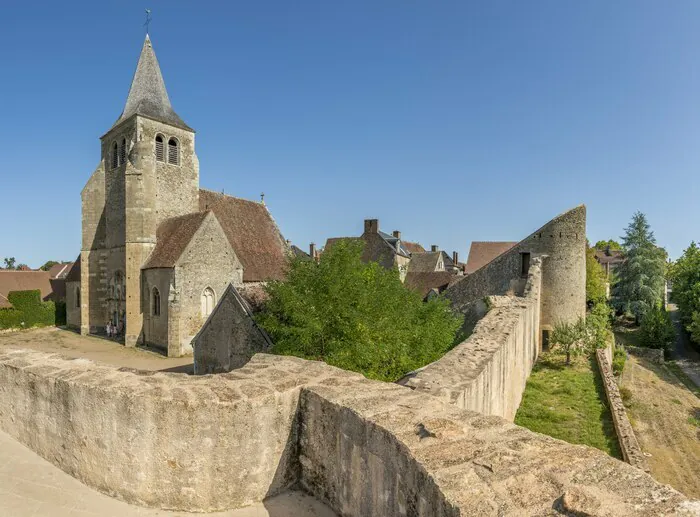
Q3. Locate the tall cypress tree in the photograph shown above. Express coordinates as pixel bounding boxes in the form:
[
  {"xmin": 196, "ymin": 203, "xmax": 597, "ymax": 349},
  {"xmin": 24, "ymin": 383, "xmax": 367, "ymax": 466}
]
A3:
[{"xmin": 612, "ymin": 212, "xmax": 666, "ymax": 322}]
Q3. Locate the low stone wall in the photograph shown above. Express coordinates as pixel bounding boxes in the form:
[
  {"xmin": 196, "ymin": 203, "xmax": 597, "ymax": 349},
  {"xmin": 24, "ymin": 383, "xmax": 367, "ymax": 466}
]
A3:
[
  {"xmin": 595, "ymin": 348, "xmax": 649, "ymax": 471},
  {"xmin": 398, "ymin": 261, "xmax": 541, "ymax": 421},
  {"xmin": 0, "ymin": 347, "xmax": 696, "ymax": 515},
  {"xmin": 626, "ymin": 345, "xmax": 665, "ymax": 364}
]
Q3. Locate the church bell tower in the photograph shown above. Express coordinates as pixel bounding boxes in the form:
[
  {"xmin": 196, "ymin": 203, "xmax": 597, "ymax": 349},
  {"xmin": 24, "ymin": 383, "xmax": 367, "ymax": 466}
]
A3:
[{"xmin": 85, "ymin": 34, "xmax": 200, "ymax": 346}]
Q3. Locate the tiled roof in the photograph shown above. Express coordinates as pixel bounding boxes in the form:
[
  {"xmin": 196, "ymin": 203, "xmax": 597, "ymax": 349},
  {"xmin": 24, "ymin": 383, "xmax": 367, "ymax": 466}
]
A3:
[
  {"xmin": 143, "ymin": 212, "xmax": 209, "ymax": 269},
  {"xmin": 65, "ymin": 257, "xmax": 81, "ymax": 282},
  {"xmin": 404, "ymin": 271, "xmax": 454, "ymax": 299},
  {"xmin": 199, "ymin": 189, "xmax": 288, "ymax": 282},
  {"xmin": 0, "ymin": 271, "xmax": 54, "ymax": 308},
  {"xmin": 594, "ymin": 249, "xmax": 625, "ymax": 265},
  {"xmin": 465, "ymin": 241, "xmax": 518, "ymax": 274},
  {"xmin": 48, "ymin": 262, "xmax": 73, "ymax": 279},
  {"xmin": 408, "ymin": 252, "xmax": 442, "ymax": 273},
  {"xmin": 402, "ymin": 241, "xmax": 426, "ymax": 254},
  {"xmin": 238, "ymin": 283, "xmax": 269, "ymax": 312}
]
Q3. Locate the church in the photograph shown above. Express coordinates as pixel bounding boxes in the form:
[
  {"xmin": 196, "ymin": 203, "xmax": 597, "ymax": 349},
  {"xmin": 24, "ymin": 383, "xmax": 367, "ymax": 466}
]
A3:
[{"xmin": 65, "ymin": 35, "xmax": 289, "ymax": 357}]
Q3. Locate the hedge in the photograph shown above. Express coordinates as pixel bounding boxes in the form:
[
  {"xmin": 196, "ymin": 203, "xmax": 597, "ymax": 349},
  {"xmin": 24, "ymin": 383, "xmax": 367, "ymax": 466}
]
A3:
[{"xmin": 0, "ymin": 290, "xmax": 59, "ymax": 330}]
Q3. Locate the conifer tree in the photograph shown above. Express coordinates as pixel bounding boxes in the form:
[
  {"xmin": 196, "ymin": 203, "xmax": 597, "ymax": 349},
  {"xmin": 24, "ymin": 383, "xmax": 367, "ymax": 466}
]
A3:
[{"xmin": 612, "ymin": 212, "xmax": 666, "ymax": 322}]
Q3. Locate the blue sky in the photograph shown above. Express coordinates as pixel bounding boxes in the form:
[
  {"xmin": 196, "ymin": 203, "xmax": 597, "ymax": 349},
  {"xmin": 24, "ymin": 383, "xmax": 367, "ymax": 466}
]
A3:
[{"xmin": 1, "ymin": 1, "xmax": 699, "ymax": 267}]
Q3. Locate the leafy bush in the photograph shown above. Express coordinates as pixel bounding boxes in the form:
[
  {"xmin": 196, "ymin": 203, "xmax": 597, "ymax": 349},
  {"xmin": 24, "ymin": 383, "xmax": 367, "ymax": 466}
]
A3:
[
  {"xmin": 668, "ymin": 242, "xmax": 700, "ymax": 343},
  {"xmin": 586, "ymin": 245, "xmax": 607, "ymax": 305},
  {"xmin": 0, "ymin": 290, "xmax": 57, "ymax": 330},
  {"xmin": 638, "ymin": 306, "xmax": 675, "ymax": 354},
  {"xmin": 612, "ymin": 346, "xmax": 626, "ymax": 376},
  {"xmin": 586, "ymin": 302, "xmax": 613, "ymax": 349},
  {"xmin": 257, "ymin": 240, "xmax": 464, "ymax": 382},
  {"xmin": 551, "ymin": 318, "xmax": 588, "ymax": 365},
  {"xmin": 552, "ymin": 303, "xmax": 613, "ymax": 365}
]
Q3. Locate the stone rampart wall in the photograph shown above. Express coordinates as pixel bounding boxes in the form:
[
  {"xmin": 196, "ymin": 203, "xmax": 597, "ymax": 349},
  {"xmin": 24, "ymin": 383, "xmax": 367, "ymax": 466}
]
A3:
[
  {"xmin": 0, "ymin": 348, "xmax": 695, "ymax": 516},
  {"xmin": 595, "ymin": 348, "xmax": 649, "ymax": 471},
  {"xmin": 399, "ymin": 260, "xmax": 542, "ymax": 421}
]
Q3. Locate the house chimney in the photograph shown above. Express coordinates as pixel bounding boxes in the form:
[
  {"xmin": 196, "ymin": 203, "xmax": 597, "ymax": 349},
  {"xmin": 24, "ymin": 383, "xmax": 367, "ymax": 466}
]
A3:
[
  {"xmin": 453, "ymin": 251, "xmax": 458, "ymax": 264},
  {"xmin": 431, "ymin": 245, "xmax": 438, "ymax": 252},
  {"xmin": 309, "ymin": 243, "xmax": 316, "ymax": 258},
  {"xmin": 392, "ymin": 230, "xmax": 401, "ymax": 239},
  {"xmin": 364, "ymin": 219, "xmax": 379, "ymax": 234}
]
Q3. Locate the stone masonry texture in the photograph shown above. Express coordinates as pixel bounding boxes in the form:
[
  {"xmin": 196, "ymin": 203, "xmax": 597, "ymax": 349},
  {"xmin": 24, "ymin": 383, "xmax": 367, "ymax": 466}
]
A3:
[
  {"xmin": 399, "ymin": 257, "xmax": 542, "ymax": 421},
  {"xmin": 596, "ymin": 348, "xmax": 649, "ymax": 471},
  {"xmin": 445, "ymin": 205, "xmax": 586, "ymax": 332},
  {"xmin": 0, "ymin": 348, "xmax": 697, "ymax": 515}
]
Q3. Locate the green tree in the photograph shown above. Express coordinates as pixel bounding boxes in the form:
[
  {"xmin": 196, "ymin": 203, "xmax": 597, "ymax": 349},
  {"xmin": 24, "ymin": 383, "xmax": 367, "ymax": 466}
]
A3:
[
  {"xmin": 257, "ymin": 240, "xmax": 464, "ymax": 382},
  {"xmin": 594, "ymin": 239, "xmax": 622, "ymax": 251},
  {"xmin": 40, "ymin": 260, "xmax": 60, "ymax": 271},
  {"xmin": 668, "ymin": 242, "xmax": 700, "ymax": 342},
  {"xmin": 638, "ymin": 306, "xmax": 675, "ymax": 354},
  {"xmin": 2, "ymin": 257, "xmax": 16, "ymax": 270},
  {"xmin": 612, "ymin": 212, "xmax": 666, "ymax": 322},
  {"xmin": 551, "ymin": 317, "xmax": 588, "ymax": 365},
  {"xmin": 586, "ymin": 244, "xmax": 607, "ymax": 305}
]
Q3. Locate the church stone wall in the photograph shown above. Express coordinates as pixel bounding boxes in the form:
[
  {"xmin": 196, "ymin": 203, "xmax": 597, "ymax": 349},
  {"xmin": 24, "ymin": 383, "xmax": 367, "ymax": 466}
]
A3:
[
  {"xmin": 0, "ymin": 348, "xmax": 693, "ymax": 515},
  {"xmin": 65, "ymin": 281, "xmax": 81, "ymax": 329},
  {"xmin": 169, "ymin": 214, "xmax": 242, "ymax": 356},
  {"xmin": 142, "ymin": 268, "xmax": 173, "ymax": 349}
]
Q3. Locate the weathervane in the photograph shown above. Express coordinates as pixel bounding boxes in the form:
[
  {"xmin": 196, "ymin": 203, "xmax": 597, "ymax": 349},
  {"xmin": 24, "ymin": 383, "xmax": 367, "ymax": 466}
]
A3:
[
  {"xmin": 260, "ymin": 192, "xmax": 266, "ymax": 204},
  {"xmin": 144, "ymin": 9, "xmax": 152, "ymax": 34}
]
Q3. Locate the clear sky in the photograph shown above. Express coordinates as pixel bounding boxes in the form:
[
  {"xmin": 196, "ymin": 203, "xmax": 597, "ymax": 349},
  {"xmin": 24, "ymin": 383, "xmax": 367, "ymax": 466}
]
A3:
[{"xmin": 1, "ymin": 1, "xmax": 699, "ymax": 267}]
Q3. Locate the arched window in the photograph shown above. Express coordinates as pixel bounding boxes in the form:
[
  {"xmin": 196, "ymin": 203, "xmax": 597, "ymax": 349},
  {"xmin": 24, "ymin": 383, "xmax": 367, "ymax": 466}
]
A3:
[
  {"xmin": 111, "ymin": 142, "xmax": 119, "ymax": 169},
  {"xmin": 201, "ymin": 287, "xmax": 215, "ymax": 317},
  {"xmin": 119, "ymin": 138, "xmax": 127, "ymax": 165},
  {"xmin": 75, "ymin": 287, "xmax": 81, "ymax": 308},
  {"xmin": 152, "ymin": 287, "xmax": 161, "ymax": 316},
  {"xmin": 168, "ymin": 137, "xmax": 179, "ymax": 165},
  {"xmin": 155, "ymin": 134, "xmax": 165, "ymax": 162}
]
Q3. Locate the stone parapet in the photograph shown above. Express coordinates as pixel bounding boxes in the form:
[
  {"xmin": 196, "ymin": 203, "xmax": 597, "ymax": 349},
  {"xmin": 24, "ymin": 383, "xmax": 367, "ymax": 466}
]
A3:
[
  {"xmin": 398, "ymin": 259, "xmax": 542, "ymax": 421},
  {"xmin": 595, "ymin": 348, "xmax": 649, "ymax": 471},
  {"xmin": 0, "ymin": 347, "xmax": 696, "ymax": 515}
]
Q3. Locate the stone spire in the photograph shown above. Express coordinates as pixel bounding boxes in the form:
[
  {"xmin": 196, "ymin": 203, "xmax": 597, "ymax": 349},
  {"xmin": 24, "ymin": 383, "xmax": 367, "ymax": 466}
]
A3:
[{"xmin": 112, "ymin": 35, "xmax": 191, "ymax": 131}]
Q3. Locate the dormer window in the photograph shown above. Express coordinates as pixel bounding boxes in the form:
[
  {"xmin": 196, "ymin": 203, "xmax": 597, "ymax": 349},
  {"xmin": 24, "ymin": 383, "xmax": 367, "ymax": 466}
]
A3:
[
  {"xmin": 111, "ymin": 142, "xmax": 119, "ymax": 169},
  {"xmin": 168, "ymin": 137, "xmax": 179, "ymax": 165},
  {"xmin": 155, "ymin": 134, "xmax": 165, "ymax": 162}
]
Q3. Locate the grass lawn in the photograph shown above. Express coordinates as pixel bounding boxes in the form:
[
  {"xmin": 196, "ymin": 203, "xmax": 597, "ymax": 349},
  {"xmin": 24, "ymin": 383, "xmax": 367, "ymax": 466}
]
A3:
[{"xmin": 515, "ymin": 353, "xmax": 622, "ymax": 459}]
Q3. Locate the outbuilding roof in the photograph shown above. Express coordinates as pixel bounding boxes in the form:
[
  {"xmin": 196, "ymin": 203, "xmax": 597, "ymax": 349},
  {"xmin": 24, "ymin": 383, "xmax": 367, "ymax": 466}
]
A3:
[
  {"xmin": 465, "ymin": 241, "xmax": 518, "ymax": 274},
  {"xmin": 404, "ymin": 271, "xmax": 455, "ymax": 299},
  {"xmin": 0, "ymin": 271, "xmax": 54, "ymax": 308}
]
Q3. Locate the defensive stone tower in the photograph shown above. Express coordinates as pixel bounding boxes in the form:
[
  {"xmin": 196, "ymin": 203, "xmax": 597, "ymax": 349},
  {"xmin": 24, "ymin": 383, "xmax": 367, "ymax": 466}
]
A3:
[
  {"xmin": 81, "ymin": 35, "xmax": 199, "ymax": 346},
  {"xmin": 444, "ymin": 205, "xmax": 586, "ymax": 345}
]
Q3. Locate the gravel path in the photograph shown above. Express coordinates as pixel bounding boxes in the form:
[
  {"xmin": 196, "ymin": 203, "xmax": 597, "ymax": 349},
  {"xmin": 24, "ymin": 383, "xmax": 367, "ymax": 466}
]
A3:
[{"xmin": 668, "ymin": 304, "xmax": 700, "ymax": 388}]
